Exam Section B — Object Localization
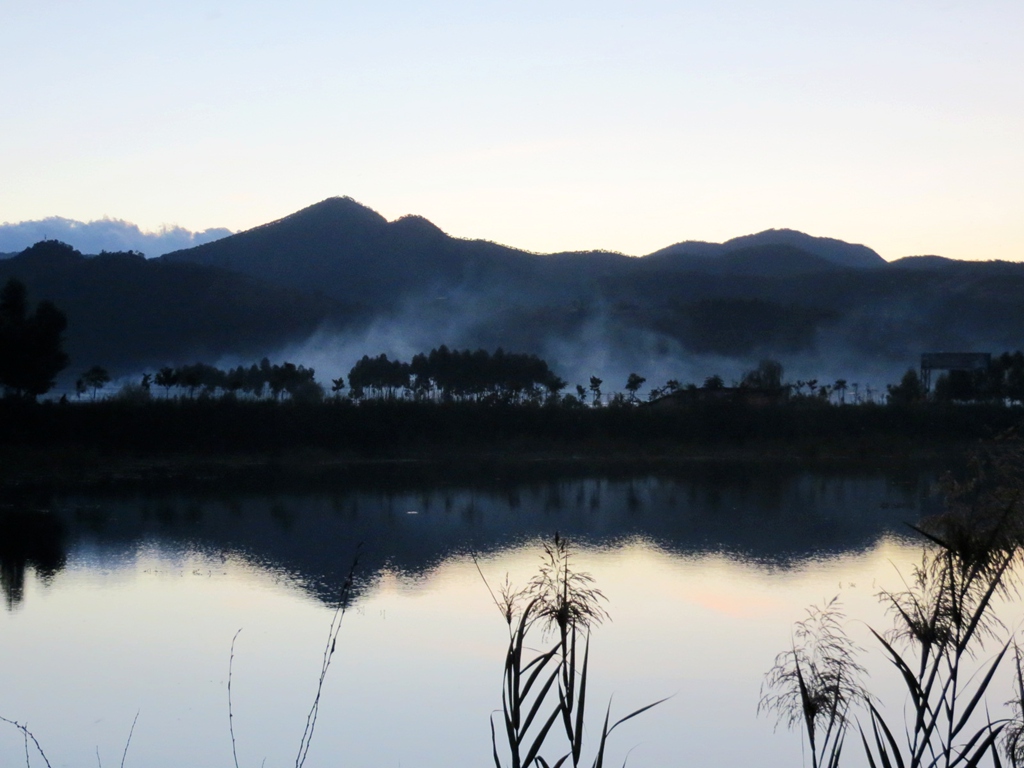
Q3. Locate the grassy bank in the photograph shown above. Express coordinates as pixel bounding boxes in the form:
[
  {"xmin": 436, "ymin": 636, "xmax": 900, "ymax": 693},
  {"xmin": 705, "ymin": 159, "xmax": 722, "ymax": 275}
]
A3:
[{"xmin": 0, "ymin": 397, "xmax": 1018, "ymax": 489}]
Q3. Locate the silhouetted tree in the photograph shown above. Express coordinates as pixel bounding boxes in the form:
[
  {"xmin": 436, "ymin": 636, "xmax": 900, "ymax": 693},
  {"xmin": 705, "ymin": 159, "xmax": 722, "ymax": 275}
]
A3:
[
  {"xmin": 932, "ymin": 370, "xmax": 987, "ymax": 403},
  {"xmin": 625, "ymin": 373, "xmax": 646, "ymax": 403},
  {"xmin": 80, "ymin": 365, "xmax": 110, "ymax": 400},
  {"xmin": 352, "ymin": 347, "xmax": 564, "ymax": 403},
  {"xmin": 0, "ymin": 278, "xmax": 69, "ymax": 399},
  {"xmin": 834, "ymin": 379, "xmax": 847, "ymax": 405},
  {"xmin": 348, "ymin": 354, "xmax": 410, "ymax": 399},
  {"xmin": 589, "ymin": 376, "xmax": 603, "ymax": 406},
  {"xmin": 703, "ymin": 374, "xmax": 724, "ymax": 390},
  {"xmin": 280, "ymin": 363, "xmax": 323, "ymax": 402},
  {"xmin": 741, "ymin": 358, "xmax": 784, "ymax": 391},
  {"xmin": 543, "ymin": 374, "xmax": 567, "ymax": 402},
  {"xmin": 155, "ymin": 366, "xmax": 178, "ymax": 397},
  {"xmin": 223, "ymin": 366, "xmax": 245, "ymax": 397},
  {"xmin": 177, "ymin": 364, "xmax": 202, "ymax": 398},
  {"xmin": 886, "ymin": 368, "xmax": 926, "ymax": 405}
]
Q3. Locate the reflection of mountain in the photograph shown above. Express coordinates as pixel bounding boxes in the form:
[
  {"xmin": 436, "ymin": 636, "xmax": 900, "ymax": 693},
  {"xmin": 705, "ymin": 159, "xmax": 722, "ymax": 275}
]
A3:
[{"xmin": 37, "ymin": 466, "xmax": 941, "ymax": 605}]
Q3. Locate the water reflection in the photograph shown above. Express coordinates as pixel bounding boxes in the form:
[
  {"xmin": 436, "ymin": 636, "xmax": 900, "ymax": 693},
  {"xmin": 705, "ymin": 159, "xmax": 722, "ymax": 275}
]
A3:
[
  {"xmin": 0, "ymin": 462, "xmax": 974, "ymax": 768},
  {"xmin": 0, "ymin": 507, "xmax": 65, "ymax": 609},
  {"xmin": 3, "ymin": 464, "xmax": 939, "ymax": 609}
]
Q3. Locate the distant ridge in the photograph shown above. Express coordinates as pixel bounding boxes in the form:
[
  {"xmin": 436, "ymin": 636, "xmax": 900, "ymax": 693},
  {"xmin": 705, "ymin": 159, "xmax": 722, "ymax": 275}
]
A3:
[
  {"xmin": 890, "ymin": 255, "xmax": 960, "ymax": 270},
  {"xmin": 9, "ymin": 197, "xmax": 1024, "ymax": 388},
  {"xmin": 642, "ymin": 243, "xmax": 843, "ymax": 277},
  {"xmin": 647, "ymin": 228, "xmax": 886, "ymax": 269},
  {"xmin": 162, "ymin": 198, "xmax": 887, "ymax": 310},
  {"xmin": 162, "ymin": 197, "xmax": 555, "ymax": 308}
]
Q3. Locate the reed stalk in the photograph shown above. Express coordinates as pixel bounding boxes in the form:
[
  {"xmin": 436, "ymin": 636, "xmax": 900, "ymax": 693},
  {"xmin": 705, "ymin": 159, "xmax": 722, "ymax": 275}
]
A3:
[
  {"xmin": 480, "ymin": 534, "xmax": 668, "ymax": 768},
  {"xmin": 765, "ymin": 438, "xmax": 1024, "ymax": 768},
  {"xmin": 760, "ymin": 597, "xmax": 867, "ymax": 768}
]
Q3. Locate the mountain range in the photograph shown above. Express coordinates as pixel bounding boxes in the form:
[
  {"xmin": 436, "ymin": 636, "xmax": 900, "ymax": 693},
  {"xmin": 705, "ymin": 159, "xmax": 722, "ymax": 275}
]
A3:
[{"xmin": 3, "ymin": 196, "xmax": 1024, "ymax": 389}]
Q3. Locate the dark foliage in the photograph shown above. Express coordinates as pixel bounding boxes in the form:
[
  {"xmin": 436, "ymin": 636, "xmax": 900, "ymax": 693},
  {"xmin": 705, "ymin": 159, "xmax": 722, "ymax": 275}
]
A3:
[
  {"xmin": 932, "ymin": 351, "xmax": 1024, "ymax": 403},
  {"xmin": 764, "ymin": 440, "xmax": 1024, "ymax": 768},
  {"xmin": 78, "ymin": 365, "xmax": 110, "ymax": 400},
  {"xmin": 0, "ymin": 396, "xmax": 1017, "ymax": 463},
  {"xmin": 145, "ymin": 359, "xmax": 322, "ymax": 402},
  {"xmin": 886, "ymin": 368, "xmax": 927, "ymax": 405},
  {"xmin": 0, "ymin": 240, "xmax": 351, "ymax": 377},
  {"xmin": 0, "ymin": 276, "xmax": 68, "ymax": 398},
  {"xmin": 741, "ymin": 359, "xmax": 785, "ymax": 391},
  {"xmin": 348, "ymin": 347, "xmax": 565, "ymax": 402}
]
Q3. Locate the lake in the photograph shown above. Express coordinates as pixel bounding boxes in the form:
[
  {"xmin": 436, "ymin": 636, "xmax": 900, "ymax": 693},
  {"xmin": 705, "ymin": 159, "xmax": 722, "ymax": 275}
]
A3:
[{"xmin": 2, "ymin": 462, "xmax": 1010, "ymax": 768}]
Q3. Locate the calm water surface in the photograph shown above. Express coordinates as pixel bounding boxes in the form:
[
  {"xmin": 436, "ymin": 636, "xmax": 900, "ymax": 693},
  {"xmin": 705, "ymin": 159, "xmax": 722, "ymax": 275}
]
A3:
[{"xmin": 2, "ymin": 465, "xmax": 1006, "ymax": 768}]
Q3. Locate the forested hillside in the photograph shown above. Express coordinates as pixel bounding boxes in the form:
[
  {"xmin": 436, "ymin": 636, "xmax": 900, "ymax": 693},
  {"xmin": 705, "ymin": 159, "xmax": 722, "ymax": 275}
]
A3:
[
  {"xmin": 0, "ymin": 240, "xmax": 352, "ymax": 374},
  {"xmin": 7, "ymin": 199, "xmax": 1024, "ymax": 384}
]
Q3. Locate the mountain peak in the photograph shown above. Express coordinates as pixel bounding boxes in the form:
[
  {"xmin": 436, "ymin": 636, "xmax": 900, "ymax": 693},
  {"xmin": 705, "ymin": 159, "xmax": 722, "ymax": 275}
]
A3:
[
  {"xmin": 263, "ymin": 196, "xmax": 388, "ymax": 232},
  {"xmin": 15, "ymin": 239, "xmax": 84, "ymax": 265},
  {"xmin": 388, "ymin": 214, "xmax": 447, "ymax": 238},
  {"xmin": 724, "ymin": 229, "xmax": 885, "ymax": 268}
]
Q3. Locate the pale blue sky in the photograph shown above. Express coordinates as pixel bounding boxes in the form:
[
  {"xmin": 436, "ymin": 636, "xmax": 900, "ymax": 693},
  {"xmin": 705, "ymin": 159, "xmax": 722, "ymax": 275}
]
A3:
[{"xmin": 3, "ymin": 0, "xmax": 1022, "ymax": 260}]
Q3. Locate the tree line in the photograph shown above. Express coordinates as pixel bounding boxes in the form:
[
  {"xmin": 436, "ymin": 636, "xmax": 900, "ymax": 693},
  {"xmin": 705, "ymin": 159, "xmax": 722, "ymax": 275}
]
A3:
[
  {"xmin": 887, "ymin": 353, "xmax": 1024, "ymax": 405},
  {"xmin": 84, "ymin": 359, "xmax": 324, "ymax": 402},
  {"xmin": 6, "ymin": 272, "xmax": 1024, "ymax": 409},
  {"xmin": 345, "ymin": 347, "xmax": 566, "ymax": 403}
]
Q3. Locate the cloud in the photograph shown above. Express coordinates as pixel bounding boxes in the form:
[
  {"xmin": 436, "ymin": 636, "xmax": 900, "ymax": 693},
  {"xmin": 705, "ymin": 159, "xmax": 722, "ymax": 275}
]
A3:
[{"xmin": 0, "ymin": 216, "xmax": 232, "ymax": 257}]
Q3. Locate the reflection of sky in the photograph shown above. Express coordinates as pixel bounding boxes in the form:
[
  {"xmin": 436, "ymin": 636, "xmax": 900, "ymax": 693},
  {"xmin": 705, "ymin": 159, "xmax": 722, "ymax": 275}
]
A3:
[
  {"xmin": 4, "ymin": 535, "xmax": 1013, "ymax": 768},
  {"xmin": 3, "ymin": 2, "xmax": 1024, "ymax": 261}
]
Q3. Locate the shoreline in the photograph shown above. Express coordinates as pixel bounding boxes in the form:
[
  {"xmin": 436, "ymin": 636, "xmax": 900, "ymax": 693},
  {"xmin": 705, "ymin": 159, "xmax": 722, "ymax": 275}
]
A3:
[
  {"xmin": 1, "ymin": 397, "xmax": 1015, "ymax": 492},
  {"xmin": 0, "ymin": 439, "xmax": 977, "ymax": 493}
]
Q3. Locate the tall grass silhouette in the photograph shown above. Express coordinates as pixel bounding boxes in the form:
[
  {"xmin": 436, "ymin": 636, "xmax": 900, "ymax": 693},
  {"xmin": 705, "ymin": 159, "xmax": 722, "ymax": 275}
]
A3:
[
  {"xmin": 763, "ymin": 437, "xmax": 1024, "ymax": 768},
  {"xmin": 760, "ymin": 597, "xmax": 868, "ymax": 768},
  {"xmin": 478, "ymin": 534, "xmax": 668, "ymax": 768}
]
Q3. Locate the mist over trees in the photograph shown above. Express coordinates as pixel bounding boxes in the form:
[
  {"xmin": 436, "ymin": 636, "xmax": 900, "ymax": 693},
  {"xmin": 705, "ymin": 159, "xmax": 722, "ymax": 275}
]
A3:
[
  {"xmin": 35, "ymin": 342, "xmax": 1024, "ymax": 411},
  {"xmin": 156, "ymin": 197, "xmax": 1024, "ymax": 388},
  {"xmin": 142, "ymin": 359, "xmax": 323, "ymax": 402}
]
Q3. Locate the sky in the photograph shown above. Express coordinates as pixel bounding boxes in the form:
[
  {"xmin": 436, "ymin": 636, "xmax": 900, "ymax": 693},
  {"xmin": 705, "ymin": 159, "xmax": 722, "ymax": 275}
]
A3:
[{"xmin": 3, "ymin": 0, "xmax": 1023, "ymax": 261}]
